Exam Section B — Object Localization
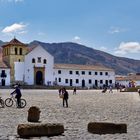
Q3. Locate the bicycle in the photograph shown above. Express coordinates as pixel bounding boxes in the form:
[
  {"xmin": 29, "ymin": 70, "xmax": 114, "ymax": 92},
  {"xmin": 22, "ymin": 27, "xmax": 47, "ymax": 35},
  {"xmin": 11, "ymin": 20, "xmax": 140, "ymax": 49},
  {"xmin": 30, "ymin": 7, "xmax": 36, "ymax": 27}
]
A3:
[
  {"xmin": 5, "ymin": 95, "xmax": 26, "ymax": 108},
  {"xmin": 0, "ymin": 97, "xmax": 5, "ymax": 108}
]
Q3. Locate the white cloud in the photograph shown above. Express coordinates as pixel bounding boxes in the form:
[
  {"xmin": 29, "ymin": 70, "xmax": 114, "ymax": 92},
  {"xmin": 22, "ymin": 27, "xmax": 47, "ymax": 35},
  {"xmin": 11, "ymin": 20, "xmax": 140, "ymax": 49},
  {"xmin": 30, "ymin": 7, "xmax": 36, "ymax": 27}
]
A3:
[
  {"xmin": 114, "ymin": 42, "xmax": 140, "ymax": 55},
  {"xmin": 99, "ymin": 46, "xmax": 108, "ymax": 51},
  {"xmin": 72, "ymin": 36, "xmax": 81, "ymax": 43},
  {"xmin": 108, "ymin": 26, "xmax": 127, "ymax": 34},
  {"xmin": 2, "ymin": 23, "xmax": 27, "ymax": 35}
]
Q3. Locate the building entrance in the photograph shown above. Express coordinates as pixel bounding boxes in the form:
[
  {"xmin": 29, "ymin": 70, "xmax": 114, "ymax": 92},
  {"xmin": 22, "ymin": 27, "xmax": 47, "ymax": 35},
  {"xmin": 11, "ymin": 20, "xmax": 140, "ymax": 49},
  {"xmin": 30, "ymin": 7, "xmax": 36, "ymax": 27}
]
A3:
[
  {"xmin": 36, "ymin": 71, "xmax": 43, "ymax": 85},
  {"xmin": 82, "ymin": 79, "xmax": 85, "ymax": 87},
  {"xmin": 34, "ymin": 67, "xmax": 45, "ymax": 85}
]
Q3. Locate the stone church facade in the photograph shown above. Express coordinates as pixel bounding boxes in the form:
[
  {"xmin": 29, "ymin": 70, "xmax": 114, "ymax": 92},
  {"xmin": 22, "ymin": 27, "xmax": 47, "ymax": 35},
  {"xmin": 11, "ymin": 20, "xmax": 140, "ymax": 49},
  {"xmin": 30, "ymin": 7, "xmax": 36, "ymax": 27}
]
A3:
[{"xmin": 0, "ymin": 38, "xmax": 115, "ymax": 87}]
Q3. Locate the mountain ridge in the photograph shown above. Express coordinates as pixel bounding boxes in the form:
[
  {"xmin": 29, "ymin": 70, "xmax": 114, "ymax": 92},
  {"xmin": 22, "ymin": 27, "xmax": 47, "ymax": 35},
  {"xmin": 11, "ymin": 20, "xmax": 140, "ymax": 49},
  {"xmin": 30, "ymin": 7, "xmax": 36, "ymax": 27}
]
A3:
[{"xmin": 1, "ymin": 40, "xmax": 140, "ymax": 75}]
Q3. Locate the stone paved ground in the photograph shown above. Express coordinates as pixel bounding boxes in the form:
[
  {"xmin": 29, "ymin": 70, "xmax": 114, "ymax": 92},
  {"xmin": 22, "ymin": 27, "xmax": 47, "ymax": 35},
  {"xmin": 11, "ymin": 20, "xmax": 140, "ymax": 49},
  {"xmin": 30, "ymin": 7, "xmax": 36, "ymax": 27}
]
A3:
[{"xmin": 0, "ymin": 89, "xmax": 140, "ymax": 140}]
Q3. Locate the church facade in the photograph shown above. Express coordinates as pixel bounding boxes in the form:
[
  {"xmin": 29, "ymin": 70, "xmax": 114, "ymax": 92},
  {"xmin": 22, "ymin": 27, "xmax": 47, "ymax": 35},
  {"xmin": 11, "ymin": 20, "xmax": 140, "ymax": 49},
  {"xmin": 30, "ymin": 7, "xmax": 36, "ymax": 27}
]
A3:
[{"xmin": 0, "ymin": 38, "xmax": 115, "ymax": 88}]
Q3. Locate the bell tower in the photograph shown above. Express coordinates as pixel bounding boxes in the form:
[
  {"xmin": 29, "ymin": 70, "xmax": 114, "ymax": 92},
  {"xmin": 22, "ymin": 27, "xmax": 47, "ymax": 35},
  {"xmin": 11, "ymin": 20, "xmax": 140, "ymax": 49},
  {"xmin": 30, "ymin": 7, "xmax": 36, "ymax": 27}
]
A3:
[{"xmin": 2, "ymin": 38, "xmax": 28, "ymax": 84}]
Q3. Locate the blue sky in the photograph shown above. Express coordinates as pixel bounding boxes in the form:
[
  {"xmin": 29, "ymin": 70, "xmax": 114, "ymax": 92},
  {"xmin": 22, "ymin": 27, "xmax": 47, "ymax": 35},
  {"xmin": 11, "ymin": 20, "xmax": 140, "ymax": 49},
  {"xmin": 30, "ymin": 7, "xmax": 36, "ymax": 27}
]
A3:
[{"xmin": 1, "ymin": 0, "xmax": 140, "ymax": 60}]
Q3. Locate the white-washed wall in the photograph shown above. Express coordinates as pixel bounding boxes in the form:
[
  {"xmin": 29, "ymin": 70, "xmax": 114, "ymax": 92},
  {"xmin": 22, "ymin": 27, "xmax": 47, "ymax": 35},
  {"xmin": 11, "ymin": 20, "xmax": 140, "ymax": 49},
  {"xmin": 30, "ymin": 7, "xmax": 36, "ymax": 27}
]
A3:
[
  {"xmin": 116, "ymin": 80, "xmax": 140, "ymax": 87},
  {"xmin": 0, "ymin": 68, "xmax": 10, "ymax": 85},
  {"xmin": 24, "ymin": 45, "xmax": 54, "ymax": 85},
  {"xmin": 14, "ymin": 62, "xmax": 25, "ymax": 81},
  {"xmin": 54, "ymin": 69, "xmax": 115, "ymax": 87}
]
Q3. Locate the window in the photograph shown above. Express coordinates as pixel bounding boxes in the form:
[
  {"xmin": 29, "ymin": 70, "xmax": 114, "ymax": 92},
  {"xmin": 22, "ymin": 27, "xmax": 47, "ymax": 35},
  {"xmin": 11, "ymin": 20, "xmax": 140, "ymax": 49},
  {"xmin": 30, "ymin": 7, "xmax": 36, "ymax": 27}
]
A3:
[
  {"xmin": 109, "ymin": 80, "xmax": 112, "ymax": 84},
  {"xmin": 69, "ymin": 71, "xmax": 73, "ymax": 74},
  {"xmin": 1, "ymin": 70, "xmax": 6, "ymax": 77},
  {"xmin": 58, "ymin": 70, "xmax": 61, "ymax": 74},
  {"xmin": 65, "ymin": 79, "xmax": 68, "ymax": 83},
  {"xmin": 32, "ymin": 58, "xmax": 35, "ymax": 63},
  {"xmin": 15, "ymin": 48, "xmax": 17, "ymax": 55},
  {"xmin": 38, "ymin": 57, "xmax": 41, "ymax": 63},
  {"xmin": 105, "ymin": 72, "xmax": 108, "ymax": 75},
  {"xmin": 2, "ymin": 70, "xmax": 5, "ymax": 73},
  {"xmin": 89, "ymin": 79, "xmax": 92, "ymax": 84},
  {"xmin": 100, "ymin": 80, "xmax": 103, "ymax": 84},
  {"xmin": 100, "ymin": 72, "xmax": 103, "ymax": 75},
  {"xmin": 76, "ymin": 79, "xmax": 79, "ymax": 83},
  {"xmin": 89, "ymin": 71, "xmax": 91, "ymax": 75},
  {"xmin": 95, "ymin": 72, "xmax": 98, "ymax": 75},
  {"xmin": 43, "ymin": 59, "xmax": 47, "ymax": 64},
  {"xmin": 81, "ymin": 71, "xmax": 85, "ymax": 75},
  {"xmin": 20, "ymin": 48, "xmax": 22, "ymax": 55},
  {"xmin": 76, "ymin": 71, "xmax": 79, "ymax": 75},
  {"xmin": 59, "ymin": 78, "xmax": 61, "ymax": 82}
]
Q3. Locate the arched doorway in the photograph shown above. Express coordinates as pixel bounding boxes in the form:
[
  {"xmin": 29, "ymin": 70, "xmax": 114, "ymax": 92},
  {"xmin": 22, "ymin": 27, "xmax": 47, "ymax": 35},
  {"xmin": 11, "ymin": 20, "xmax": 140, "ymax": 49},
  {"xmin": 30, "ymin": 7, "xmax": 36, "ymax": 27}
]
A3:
[
  {"xmin": 36, "ymin": 71, "xmax": 43, "ymax": 85},
  {"xmin": 82, "ymin": 79, "xmax": 85, "ymax": 87},
  {"xmin": 34, "ymin": 66, "xmax": 45, "ymax": 85}
]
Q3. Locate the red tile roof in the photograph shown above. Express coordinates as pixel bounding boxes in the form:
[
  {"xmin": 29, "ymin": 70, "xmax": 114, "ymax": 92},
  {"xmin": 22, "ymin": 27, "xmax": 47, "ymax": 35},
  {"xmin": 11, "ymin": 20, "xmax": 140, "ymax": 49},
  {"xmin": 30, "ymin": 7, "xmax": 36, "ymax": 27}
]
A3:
[
  {"xmin": 116, "ymin": 75, "xmax": 140, "ymax": 81},
  {"xmin": 2, "ymin": 38, "xmax": 26, "ymax": 48},
  {"xmin": 54, "ymin": 63, "xmax": 114, "ymax": 71}
]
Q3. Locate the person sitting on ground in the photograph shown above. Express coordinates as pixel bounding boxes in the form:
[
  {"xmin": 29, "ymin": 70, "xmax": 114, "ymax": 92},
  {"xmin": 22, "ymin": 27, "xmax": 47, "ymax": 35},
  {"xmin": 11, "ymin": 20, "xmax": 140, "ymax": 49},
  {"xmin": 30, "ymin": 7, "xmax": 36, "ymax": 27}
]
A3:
[{"xmin": 11, "ymin": 84, "xmax": 22, "ymax": 108}]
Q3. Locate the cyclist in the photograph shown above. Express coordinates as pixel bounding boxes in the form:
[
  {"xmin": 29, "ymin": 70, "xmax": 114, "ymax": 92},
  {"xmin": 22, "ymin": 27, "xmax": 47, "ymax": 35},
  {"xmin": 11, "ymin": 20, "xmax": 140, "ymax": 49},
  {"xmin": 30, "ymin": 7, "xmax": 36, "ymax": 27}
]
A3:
[{"xmin": 11, "ymin": 84, "xmax": 22, "ymax": 108}]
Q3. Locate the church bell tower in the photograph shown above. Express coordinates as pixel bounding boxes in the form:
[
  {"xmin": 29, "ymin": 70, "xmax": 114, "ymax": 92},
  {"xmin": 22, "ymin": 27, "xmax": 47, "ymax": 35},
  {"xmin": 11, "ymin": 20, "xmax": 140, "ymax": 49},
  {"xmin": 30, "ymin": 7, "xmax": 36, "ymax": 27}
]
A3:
[{"xmin": 2, "ymin": 38, "xmax": 28, "ymax": 84}]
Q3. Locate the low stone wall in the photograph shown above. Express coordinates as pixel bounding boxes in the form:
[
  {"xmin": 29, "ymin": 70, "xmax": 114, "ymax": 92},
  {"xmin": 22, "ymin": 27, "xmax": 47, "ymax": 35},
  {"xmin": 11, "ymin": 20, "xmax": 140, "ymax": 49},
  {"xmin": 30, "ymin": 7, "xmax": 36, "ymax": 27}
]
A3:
[
  {"xmin": 17, "ymin": 123, "xmax": 64, "ymax": 137},
  {"xmin": 88, "ymin": 122, "xmax": 127, "ymax": 134}
]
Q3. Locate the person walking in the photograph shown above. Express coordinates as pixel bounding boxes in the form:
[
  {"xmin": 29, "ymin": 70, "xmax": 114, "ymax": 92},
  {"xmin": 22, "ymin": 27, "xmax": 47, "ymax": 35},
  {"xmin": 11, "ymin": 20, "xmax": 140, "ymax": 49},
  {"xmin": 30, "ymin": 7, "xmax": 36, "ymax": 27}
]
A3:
[
  {"xmin": 109, "ymin": 85, "xmax": 113, "ymax": 93},
  {"xmin": 73, "ymin": 87, "xmax": 77, "ymax": 95},
  {"xmin": 62, "ymin": 88, "xmax": 69, "ymax": 107}
]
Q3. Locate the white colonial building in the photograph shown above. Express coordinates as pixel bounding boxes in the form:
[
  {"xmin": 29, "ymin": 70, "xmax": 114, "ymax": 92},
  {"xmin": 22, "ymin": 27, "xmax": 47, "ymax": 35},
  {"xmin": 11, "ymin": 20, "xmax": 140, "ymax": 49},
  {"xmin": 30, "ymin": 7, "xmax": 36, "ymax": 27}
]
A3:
[
  {"xmin": 54, "ymin": 64, "xmax": 115, "ymax": 88},
  {"xmin": 14, "ymin": 45, "xmax": 54, "ymax": 85},
  {"xmin": 0, "ymin": 38, "xmax": 115, "ymax": 87},
  {"xmin": 116, "ymin": 73, "xmax": 140, "ymax": 87}
]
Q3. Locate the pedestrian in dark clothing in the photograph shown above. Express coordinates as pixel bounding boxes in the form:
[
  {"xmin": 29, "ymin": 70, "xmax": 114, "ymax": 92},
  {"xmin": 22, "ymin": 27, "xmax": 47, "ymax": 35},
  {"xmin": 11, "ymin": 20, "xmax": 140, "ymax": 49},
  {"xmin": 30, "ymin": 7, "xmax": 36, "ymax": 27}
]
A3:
[
  {"xmin": 73, "ymin": 87, "xmax": 77, "ymax": 95},
  {"xmin": 11, "ymin": 85, "xmax": 22, "ymax": 108},
  {"xmin": 62, "ymin": 88, "xmax": 69, "ymax": 107},
  {"xmin": 59, "ymin": 88, "xmax": 62, "ymax": 95}
]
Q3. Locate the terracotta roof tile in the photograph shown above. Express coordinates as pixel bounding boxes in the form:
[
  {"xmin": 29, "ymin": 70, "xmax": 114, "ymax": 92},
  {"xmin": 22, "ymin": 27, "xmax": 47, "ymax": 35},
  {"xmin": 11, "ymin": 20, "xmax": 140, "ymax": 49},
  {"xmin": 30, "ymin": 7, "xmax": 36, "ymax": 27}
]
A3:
[
  {"xmin": 116, "ymin": 75, "xmax": 140, "ymax": 81},
  {"xmin": 2, "ymin": 38, "xmax": 26, "ymax": 48},
  {"xmin": 54, "ymin": 63, "xmax": 114, "ymax": 71}
]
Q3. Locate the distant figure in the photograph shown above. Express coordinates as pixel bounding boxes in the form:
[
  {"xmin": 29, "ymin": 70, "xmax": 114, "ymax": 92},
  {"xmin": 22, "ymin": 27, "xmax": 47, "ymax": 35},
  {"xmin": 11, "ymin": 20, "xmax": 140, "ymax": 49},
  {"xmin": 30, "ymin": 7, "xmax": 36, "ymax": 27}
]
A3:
[
  {"xmin": 11, "ymin": 84, "xmax": 22, "ymax": 108},
  {"xmin": 116, "ymin": 83, "xmax": 120, "ymax": 92},
  {"xmin": 62, "ymin": 88, "xmax": 69, "ymax": 107},
  {"xmin": 58, "ymin": 88, "xmax": 62, "ymax": 96},
  {"xmin": 109, "ymin": 85, "xmax": 113, "ymax": 93},
  {"xmin": 73, "ymin": 87, "xmax": 77, "ymax": 95}
]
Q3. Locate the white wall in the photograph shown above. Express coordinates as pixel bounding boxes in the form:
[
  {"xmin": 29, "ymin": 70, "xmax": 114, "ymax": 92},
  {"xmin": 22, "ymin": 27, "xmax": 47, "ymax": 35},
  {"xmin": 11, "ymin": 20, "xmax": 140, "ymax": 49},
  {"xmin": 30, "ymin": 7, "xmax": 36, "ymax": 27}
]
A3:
[
  {"xmin": 24, "ymin": 45, "xmax": 54, "ymax": 85},
  {"xmin": 116, "ymin": 80, "xmax": 140, "ymax": 87},
  {"xmin": 54, "ymin": 69, "xmax": 115, "ymax": 87},
  {"xmin": 14, "ymin": 62, "xmax": 25, "ymax": 81},
  {"xmin": 0, "ymin": 68, "xmax": 10, "ymax": 86}
]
